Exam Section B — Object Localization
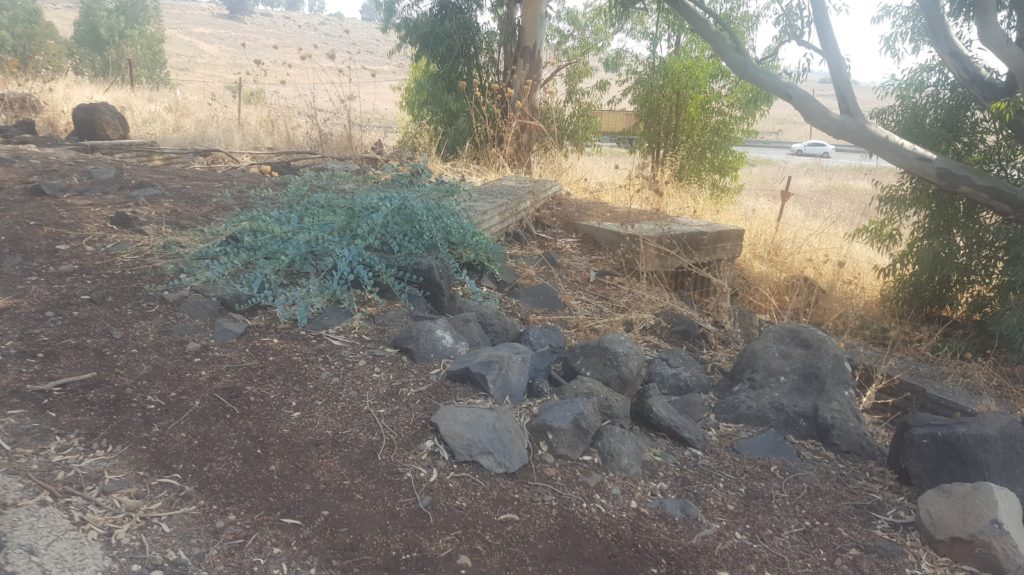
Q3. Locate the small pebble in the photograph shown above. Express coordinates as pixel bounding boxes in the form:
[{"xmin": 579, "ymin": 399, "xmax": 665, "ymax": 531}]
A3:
[
  {"xmin": 43, "ymin": 311, "xmax": 55, "ymax": 318},
  {"xmin": 185, "ymin": 342, "xmax": 202, "ymax": 353},
  {"xmin": 456, "ymin": 555, "xmax": 472, "ymax": 567},
  {"xmin": 58, "ymin": 264, "xmax": 75, "ymax": 272}
]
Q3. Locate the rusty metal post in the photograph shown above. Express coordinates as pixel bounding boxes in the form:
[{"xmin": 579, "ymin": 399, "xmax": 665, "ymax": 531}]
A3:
[{"xmin": 774, "ymin": 175, "xmax": 794, "ymax": 236}]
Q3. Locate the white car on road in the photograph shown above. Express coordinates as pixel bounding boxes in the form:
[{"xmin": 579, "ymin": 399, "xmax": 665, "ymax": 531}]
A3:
[{"xmin": 789, "ymin": 140, "xmax": 836, "ymax": 158}]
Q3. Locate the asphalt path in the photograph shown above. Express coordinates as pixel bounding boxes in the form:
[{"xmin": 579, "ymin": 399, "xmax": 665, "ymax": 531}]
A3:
[{"xmin": 736, "ymin": 146, "xmax": 891, "ymax": 167}]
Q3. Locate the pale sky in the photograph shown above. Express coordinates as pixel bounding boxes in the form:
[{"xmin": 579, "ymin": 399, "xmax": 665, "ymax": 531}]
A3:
[{"xmin": 322, "ymin": 0, "xmax": 904, "ymax": 83}]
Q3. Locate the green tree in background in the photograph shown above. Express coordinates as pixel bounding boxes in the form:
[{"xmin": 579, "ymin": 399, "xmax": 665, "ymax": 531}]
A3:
[
  {"xmin": 72, "ymin": 0, "xmax": 168, "ymax": 85},
  {"xmin": 359, "ymin": 0, "xmax": 380, "ymax": 21},
  {"xmin": 307, "ymin": 0, "xmax": 325, "ymax": 14},
  {"xmin": 850, "ymin": 5, "xmax": 1024, "ymax": 353},
  {"xmin": 380, "ymin": 0, "xmax": 608, "ymax": 163},
  {"xmin": 614, "ymin": 1, "xmax": 771, "ymax": 197},
  {"xmin": 284, "ymin": 0, "xmax": 305, "ymax": 11},
  {"xmin": 0, "ymin": 0, "xmax": 67, "ymax": 76}
]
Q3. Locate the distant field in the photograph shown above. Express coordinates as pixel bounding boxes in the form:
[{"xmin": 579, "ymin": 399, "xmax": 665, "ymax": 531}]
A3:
[{"xmin": 37, "ymin": 0, "xmax": 886, "ymax": 143}]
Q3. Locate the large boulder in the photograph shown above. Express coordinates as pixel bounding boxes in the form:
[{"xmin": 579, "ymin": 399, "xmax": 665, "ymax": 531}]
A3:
[
  {"xmin": 888, "ymin": 412, "xmax": 1024, "ymax": 500},
  {"xmin": 644, "ymin": 348, "xmax": 712, "ymax": 396},
  {"xmin": 563, "ymin": 333, "xmax": 645, "ymax": 397},
  {"xmin": 917, "ymin": 482, "xmax": 1024, "ymax": 575},
  {"xmin": 0, "ymin": 119, "xmax": 37, "ymax": 139},
  {"xmin": 633, "ymin": 385, "xmax": 708, "ymax": 450},
  {"xmin": 68, "ymin": 102, "xmax": 130, "ymax": 141},
  {"xmin": 447, "ymin": 343, "xmax": 532, "ymax": 404},
  {"xmin": 558, "ymin": 376, "xmax": 631, "ymax": 426},
  {"xmin": 430, "ymin": 405, "xmax": 529, "ymax": 474},
  {"xmin": 715, "ymin": 324, "xmax": 884, "ymax": 460},
  {"xmin": 527, "ymin": 398, "xmax": 602, "ymax": 459},
  {"xmin": 393, "ymin": 318, "xmax": 470, "ymax": 363},
  {"xmin": 593, "ymin": 425, "xmax": 644, "ymax": 477}
]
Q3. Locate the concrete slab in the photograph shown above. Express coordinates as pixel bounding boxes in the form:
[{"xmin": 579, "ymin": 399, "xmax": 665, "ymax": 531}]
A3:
[
  {"xmin": 573, "ymin": 217, "xmax": 744, "ymax": 270},
  {"xmin": 462, "ymin": 176, "xmax": 562, "ymax": 237}
]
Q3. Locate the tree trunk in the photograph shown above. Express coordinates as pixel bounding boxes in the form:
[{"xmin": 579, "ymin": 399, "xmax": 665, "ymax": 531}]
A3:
[
  {"xmin": 662, "ymin": 0, "xmax": 1024, "ymax": 218},
  {"xmin": 509, "ymin": 0, "xmax": 545, "ymax": 172}
]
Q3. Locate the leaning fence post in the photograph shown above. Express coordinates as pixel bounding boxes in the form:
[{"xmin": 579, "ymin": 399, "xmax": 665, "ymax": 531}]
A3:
[
  {"xmin": 127, "ymin": 57, "xmax": 135, "ymax": 91},
  {"xmin": 774, "ymin": 175, "xmax": 794, "ymax": 236}
]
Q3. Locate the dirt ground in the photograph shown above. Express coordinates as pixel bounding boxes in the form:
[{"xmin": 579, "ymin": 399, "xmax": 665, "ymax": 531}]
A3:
[{"xmin": 0, "ymin": 143, "xmax": 971, "ymax": 574}]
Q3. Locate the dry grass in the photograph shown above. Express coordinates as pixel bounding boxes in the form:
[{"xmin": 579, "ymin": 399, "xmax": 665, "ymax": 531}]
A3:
[
  {"xmin": 6, "ymin": 74, "xmax": 390, "ymax": 155},
  {"xmin": 443, "ymin": 147, "xmax": 903, "ymax": 344}
]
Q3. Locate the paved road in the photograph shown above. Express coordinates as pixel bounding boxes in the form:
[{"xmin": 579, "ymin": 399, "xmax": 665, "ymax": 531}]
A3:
[{"xmin": 736, "ymin": 146, "xmax": 891, "ymax": 167}]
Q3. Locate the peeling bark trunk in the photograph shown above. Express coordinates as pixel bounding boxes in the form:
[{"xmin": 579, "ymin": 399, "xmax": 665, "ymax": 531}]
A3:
[{"xmin": 662, "ymin": 0, "xmax": 1024, "ymax": 218}]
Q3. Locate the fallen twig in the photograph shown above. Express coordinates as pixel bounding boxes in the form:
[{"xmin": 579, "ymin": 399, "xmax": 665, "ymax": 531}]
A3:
[
  {"xmin": 528, "ymin": 481, "xmax": 586, "ymax": 505},
  {"xmin": 27, "ymin": 372, "xmax": 97, "ymax": 391},
  {"xmin": 166, "ymin": 402, "xmax": 198, "ymax": 430},
  {"xmin": 0, "ymin": 434, "xmax": 10, "ymax": 451},
  {"xmin": 410, "ymin": 476, "xmax": 433, "ymax": 524},
  {"xmin": 212, "ymin": 393, "xmax": 240, "ymax": 414}
]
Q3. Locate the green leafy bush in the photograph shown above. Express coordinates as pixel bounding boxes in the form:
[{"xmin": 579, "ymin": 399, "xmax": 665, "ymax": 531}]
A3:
[
  {"xmin": 854, "ymin": 61, "xmax": 1024, "ymax": 355},
  {"xmin": 0, "ymin": 0, "xmax": 67, "ymax": 77},
  {"xmin": 220, "ymin": 0, "xmax": 253, "ymax": 18},
  {"xmin": 72, "ymin": 0, "xmax": 168, "ymax": 85},
  {"xmin": 176, "ymin": 168, "xmax": 499, "ymax": 325}
]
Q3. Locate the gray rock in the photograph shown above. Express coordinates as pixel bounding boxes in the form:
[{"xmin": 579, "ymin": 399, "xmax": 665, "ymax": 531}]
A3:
[
  {"xmin": 647, "ymin": 498, "xmax": 703, "ymax": 522},
  {"xmin": 28, "ymin": 181, "xmax": 65, "ymax": 197},
  {"xmin": 527, "ymin": 398, "xmax": 602, "ymax": 459},
  {"xmin": 734, "ymin": 308, "xmax": 761, "ymax": 343},
  {"xmin": 68, "ymin": 102, "xmax": 130, "ymax": 141},
  {"xmin": 733, "ymin": 430, "xmax": 800, "ymax": 461},
  {"xmin": 448, "ymin": 313, "xmax": 492, "ymax": 349},
  {"xmin": 917, "ymin": 482, "xmax": 1024, "ymax": 575},
  {"xmin": 101, "ymin": 480, "xmax": 129, "ymax": 494},
  {"xmin": 564, "ymin": 333, "xmax": 645, "ymax": 397},
  {"xmin": 716, "ymin": 324, "xmax": 884, "ymax": 461},
  {"xmin": 430, "ymin": 405, "xmax": 529, "ymax": 474},
  {"xmin": 479, "ymin": 262, "xmax": 518, "ymax": 292},
  {"xmin": 527, "ymin": 378, "xmax": 553, "ymax": 399},
  {"xmin": 519, "ymin": 325, "xmax": 566, "ymax": 386},
  {"xmin": 558, "ymin": 376, "xmax": 631, "ymax": 426},
  {"xmin": 447, "ymin": 343, "xmax": 532, "ymax": 404},
  {"xmin": 645, "ymin": 348, "xmax": 712, "ymax": 396},
  {"xmin": 519, "ymin": 325, "xmax": 566, "ymax": 352},
  {"xmin": 659, "ymin": 310, "xmax": 705, "ymax": 345},
  {"xmin": 889, "ymin": 412, "xmax": 1024, "ymax": 501},
  {"xmin": 666, "ymin": 393, "xmax": 710, "ymax": 423},
  {"xmin": 393, "ymin": 318, "xmax": 470, "ymax": 363},
  {"xmin": 456, "ymin": 301, "xmax": 522, "ymax": 343},
  {"xmin": 81, "ymin": 166, "xmax": 123, "ymax": 195},
  {"xmin": 185, "ymin": 342, "xmax": 202, "ymax": 353},
  {"xmin": 593, "ymin": 425, "xmax": 644, "ymax": 476},
  {"xmin": 178, "ymin": 295, "xmax": 222, "ymax": 321},
  {"xmin": 405, "ymin": 257, "xmax": 458, "ymax": 315},
  {"xmin": 212, "ymin": 314, "xmax": 248, "ymax": 342},
  {"xmin": 304, "ymin": 305, "xmax": 354, "ymax": 331},
  {"xmin": 193, "ymin": 284, "xmax": 253, "ymax": 312},
  {"xmin": 633, "ymin": 385, "xmax": 708, "ymax": 450},
  {"xmin": 110, "ymin": 210, "xmax": 147, "ymax": 234},
  {"xmin": 512, "ymin": 283, "xmax": 565, "ymax": 312}
]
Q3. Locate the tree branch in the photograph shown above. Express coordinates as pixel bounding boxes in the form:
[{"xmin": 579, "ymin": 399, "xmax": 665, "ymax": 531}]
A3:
[
  {"xmin": 661, "ymin": 0, "xmax": 1024, "ymax": 218},
  {"xmin": 808, "ymin": 0, "xmax": 863, "ymax": 119},
  {"xmin": 975, "ymin": 0, "xmax": 1024, "ymax": 92},
  {"xmin": 538, "ymin": 59, "xmax": 578, "ymax": 90},
  {"xmin": 917, "ymin": 0, "xmax": 1013, "ymax": 102}
]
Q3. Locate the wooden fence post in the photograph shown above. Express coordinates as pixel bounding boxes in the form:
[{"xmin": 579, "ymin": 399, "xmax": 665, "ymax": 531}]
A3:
[{"xmin": 127, "ymin": 57, "xmax": 134, "ymax": 91}]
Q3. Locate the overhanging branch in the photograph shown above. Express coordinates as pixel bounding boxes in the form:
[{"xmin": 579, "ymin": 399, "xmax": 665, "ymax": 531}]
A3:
[
  {"xmin": 808, "ymin": 0, "xmax": 863, "ymax": 119},
  {"xmin": 975, "ymin": 0, "xmax": 1024, "ymax": 92},
  {"xmin": 660, "ymin": 0, "xmax": 1024, "ymax": 218}
]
